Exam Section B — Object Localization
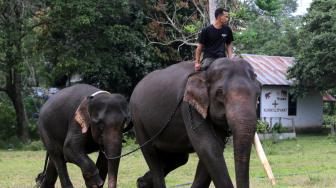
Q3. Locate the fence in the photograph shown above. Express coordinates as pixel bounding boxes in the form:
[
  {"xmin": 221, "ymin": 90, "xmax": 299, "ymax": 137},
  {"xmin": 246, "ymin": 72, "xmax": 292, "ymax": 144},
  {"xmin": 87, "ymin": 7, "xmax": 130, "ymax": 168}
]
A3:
[{"xmin": 259, "ymin": 117, "xmax": 296, "ymax": 140}]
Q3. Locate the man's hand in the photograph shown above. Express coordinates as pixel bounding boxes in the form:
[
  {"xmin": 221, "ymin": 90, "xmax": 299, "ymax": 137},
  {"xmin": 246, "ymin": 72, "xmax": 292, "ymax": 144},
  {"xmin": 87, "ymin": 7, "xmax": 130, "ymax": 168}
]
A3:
[
  {"xmin": 195, "ymin": 61, "xmax": 201, "ymax": 71},
  {"xmin": 194, "ymin": 43, "xmax": 203, "ymax": 71},
  {"xmin": 226, "ymin": 42, "xmax": 233, "ymax": 58}
]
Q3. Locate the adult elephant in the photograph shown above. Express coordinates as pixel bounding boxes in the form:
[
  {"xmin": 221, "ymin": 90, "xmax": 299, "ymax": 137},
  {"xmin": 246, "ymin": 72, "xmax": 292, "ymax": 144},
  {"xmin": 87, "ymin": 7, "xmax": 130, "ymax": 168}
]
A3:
[
  {"xmin": 36, "ymin": 84, "xmax": 131, "ymax": 188},
  {"xmin": 130, "ymin": 58, "xmax": 261, "ymax": 188}
]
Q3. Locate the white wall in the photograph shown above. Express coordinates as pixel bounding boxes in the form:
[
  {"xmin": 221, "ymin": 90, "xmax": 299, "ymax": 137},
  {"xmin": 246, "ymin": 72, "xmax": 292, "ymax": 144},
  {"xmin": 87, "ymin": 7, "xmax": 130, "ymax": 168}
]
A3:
[
  {"xmin": 295, "ymin": 91, "xmax": 323, "ymax": 128},
  {"xmin": 260, "ymin": 86, "xmax": 323, "ymax": 130}
]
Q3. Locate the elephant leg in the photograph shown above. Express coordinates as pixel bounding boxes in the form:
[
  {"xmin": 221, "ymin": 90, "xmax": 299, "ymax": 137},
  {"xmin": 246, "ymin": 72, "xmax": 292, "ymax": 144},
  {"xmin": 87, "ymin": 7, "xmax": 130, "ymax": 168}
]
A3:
[
  {"xmin": 96, "ymin": 151, "xmax": 108, "ymax": 188},
  {"xmin": 63, "ymin": 135, "xmax": 103, "ymax": 188},
  {"xmin": 137, "ymin": 151, "xmax": 188, "ymax": 187},
  {"xmin": 134, "ymin": 120, "xmax": 166, "ymax": 188},
  {"xmin": 161, "ymin": 151, "xmax": 189, "ymax": 176},
  {"xmin": 191, "ymin": 160, "xmax": 211, "ymax": 188},
  {"xmin": 181, "ymin": 102, "xmax": 233, "ymax": 188},
  {"xmin": 39, "ymin": 159, "xmax": 58, "ymax": 188},
  {"xmin": 139, "ymin": 145, "xmax": 166, "ymax": 188},
  {"xmin": 49, "ymin": 152, "xmax": 73, "ymax": 188},
  {"xmin": 137, "ymin": 171, "xmax": 153, "ymax": 188}
]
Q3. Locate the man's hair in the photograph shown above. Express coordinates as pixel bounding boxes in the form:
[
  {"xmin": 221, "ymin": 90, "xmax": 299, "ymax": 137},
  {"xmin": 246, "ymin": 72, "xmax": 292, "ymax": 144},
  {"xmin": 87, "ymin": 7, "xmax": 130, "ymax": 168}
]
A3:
[{"xmin": 215, "ymin": 8, "xmax": 229, "ymax": 19}]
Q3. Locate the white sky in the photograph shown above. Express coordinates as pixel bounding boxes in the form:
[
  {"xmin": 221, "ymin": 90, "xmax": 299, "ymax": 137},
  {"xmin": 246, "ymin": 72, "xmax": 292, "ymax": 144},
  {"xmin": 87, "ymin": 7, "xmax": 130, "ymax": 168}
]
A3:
[{"xmin": 292, "ymin": 0, "xmax": 313, "ymax": 16}]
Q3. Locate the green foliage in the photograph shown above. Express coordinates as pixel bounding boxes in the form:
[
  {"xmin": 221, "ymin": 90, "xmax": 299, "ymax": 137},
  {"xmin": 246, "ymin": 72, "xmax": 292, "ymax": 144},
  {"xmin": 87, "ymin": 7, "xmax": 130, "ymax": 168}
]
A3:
[
  {"xmin": 255, "ymin": 0, "xmax": 282, "ymax": 15},
  {"xmin": 232, "ymin": 0, "xmax": 300, "ymax": 57},
  {"xmin": 0, "ymin": 136, "xmax": 24, "ymax": 150},
  {"xmin": 272, "ymin": 122, "xmax": 286, "ymax": 133},
  {"xmin": 0, "ymin": 93, "xmax": 42, "ymax": 143},
  {"xmin": 323, "ymin": 115, "xmax": 336, "ymax": 128},
  {"xmin": 256, "ymin": 120, "xmax": 269, "ymax": 133},
  {"xmin": 235, "ymin": 15, "xmax": 300, "ymax": 56},
  {"xmin": 23, "ymin": 140, "xmax": 44, "ymax": 151},
  {"xmin": 122, "ymin": 134, "xmax": 137, "ymax": 148},
  {"xmin": 0, "ymin": 95, "xmax": 16, "ymax": 141},
  {"xmin": 0, "ymin": 137, "xmax": 44, "ymax": 150},
  {"xmin": 36, "ymin": 0, "xmax": 170, "ymax": 96},
  {"xmin": 288, "ymin": 0, "xmax": 336, "ymax": 95},
  {"xmin": 256, "ymin": 120, "xmax": 286, "ymax": 133}
]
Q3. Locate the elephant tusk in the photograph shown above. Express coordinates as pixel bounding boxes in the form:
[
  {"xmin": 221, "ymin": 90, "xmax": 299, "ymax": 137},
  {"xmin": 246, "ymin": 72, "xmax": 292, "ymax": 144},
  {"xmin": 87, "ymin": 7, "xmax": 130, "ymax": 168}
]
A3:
[{"xmin": 253, "ymin": 133, "xmax": 276, "ymax": 185}]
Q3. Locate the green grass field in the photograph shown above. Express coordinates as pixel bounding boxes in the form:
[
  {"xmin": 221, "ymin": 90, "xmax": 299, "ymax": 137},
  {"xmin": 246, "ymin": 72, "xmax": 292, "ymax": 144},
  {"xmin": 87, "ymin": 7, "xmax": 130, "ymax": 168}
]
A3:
[{"xmin": 1, "ymin": 135, "xmax": 336, "ymax": 188}]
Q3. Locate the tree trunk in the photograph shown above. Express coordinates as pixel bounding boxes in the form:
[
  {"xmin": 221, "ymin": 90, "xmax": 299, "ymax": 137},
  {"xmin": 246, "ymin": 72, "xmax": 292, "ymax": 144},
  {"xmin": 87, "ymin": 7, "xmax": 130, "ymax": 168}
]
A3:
[
  {"xmin": 1, "ymin": 0, "xmax": 30, "ymax": 143},
  {"xmin": 6, "ymin": 68, "xmax": 30, "ymax": 143},
  {"xmin": 208, "ymin": 0, "xmax": 217, "ymax": 23},
  {"xmin": 208, "ymin": 0, "xmax": 230, "ymax": 23},
  {"xmin": 329, "ymin": 102, "xmax": 335, "ymax": 115}
]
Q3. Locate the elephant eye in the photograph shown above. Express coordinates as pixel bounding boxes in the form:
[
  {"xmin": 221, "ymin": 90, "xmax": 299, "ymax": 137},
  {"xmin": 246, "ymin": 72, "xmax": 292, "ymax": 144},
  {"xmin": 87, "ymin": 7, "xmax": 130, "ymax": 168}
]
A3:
[
  {"xmin": 215, "ymin": 88, "xmax": 225, "ymax": 97},
  {"xmin": 215, "ymin": 87, "xmax": 227, "ymax": 104},
  {"xmin": 97, "ymin": 122, "xmax": 104, "ymax": 130}
]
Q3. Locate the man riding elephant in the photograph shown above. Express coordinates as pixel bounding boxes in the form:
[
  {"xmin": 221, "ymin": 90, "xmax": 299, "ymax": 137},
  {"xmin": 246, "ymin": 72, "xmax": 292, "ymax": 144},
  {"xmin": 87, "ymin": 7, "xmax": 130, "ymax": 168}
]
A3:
[
  {"xmin": 195, "ymin": 7, "xmax": 234, "ymax": 71},
  {"xmin": 131, "ymin": 57, "xmax": 260, "ymax": 188}
]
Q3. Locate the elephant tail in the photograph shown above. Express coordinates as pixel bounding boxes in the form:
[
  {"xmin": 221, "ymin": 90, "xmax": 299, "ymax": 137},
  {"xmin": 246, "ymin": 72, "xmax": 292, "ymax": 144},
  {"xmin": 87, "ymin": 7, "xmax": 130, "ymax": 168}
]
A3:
[{"xmin": 35, "ymin": 151, "xmax": 49, "ymax": 187}]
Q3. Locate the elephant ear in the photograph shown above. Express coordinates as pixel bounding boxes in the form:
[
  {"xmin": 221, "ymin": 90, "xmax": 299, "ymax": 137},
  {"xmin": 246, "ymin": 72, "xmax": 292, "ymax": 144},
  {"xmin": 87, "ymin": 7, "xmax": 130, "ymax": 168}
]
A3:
[
  {"xmin": 183, "ymin": 72, "xmax": 209, "ymax": 119},
  {"xmin": 74, "ymin": 97, "xmax": 91, "ymax": 134}
]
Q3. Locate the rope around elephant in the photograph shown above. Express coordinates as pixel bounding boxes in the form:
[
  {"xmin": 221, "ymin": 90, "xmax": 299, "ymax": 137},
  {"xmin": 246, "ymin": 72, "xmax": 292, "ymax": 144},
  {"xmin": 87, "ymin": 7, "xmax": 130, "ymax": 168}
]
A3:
[{"xmin": 101, "ymin": 97, "xmax": 184, "ymax": 160}]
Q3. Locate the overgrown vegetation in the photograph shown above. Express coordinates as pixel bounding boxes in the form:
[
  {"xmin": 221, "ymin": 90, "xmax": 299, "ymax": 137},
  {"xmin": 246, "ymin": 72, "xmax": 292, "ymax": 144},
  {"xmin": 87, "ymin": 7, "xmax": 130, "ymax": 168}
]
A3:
[
  {"xmin": 323, "ymin": 115, "xmax": 336, "ymax": 128},
  {"xmin": 256, "ymin": 120, "xmax": 287, "ymax": 134},
  {"xmin": 288, "ymin": 0, "xmax": 336, "ymax": 95}
]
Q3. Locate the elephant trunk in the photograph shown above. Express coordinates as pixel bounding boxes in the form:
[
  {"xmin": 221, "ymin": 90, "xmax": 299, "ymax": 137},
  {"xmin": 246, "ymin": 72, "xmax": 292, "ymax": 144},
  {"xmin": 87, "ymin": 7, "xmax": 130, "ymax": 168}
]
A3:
[
  {"xmin": 232, "ymin": 119, "xmax": 255, "ymax": 188},
  {"xmin": 226, "ymin": 104, "xmax": 257, "ymax": 188},
  {"xmin": 103, "ymin": 128, "xmax": 122, "ymax": 188}
]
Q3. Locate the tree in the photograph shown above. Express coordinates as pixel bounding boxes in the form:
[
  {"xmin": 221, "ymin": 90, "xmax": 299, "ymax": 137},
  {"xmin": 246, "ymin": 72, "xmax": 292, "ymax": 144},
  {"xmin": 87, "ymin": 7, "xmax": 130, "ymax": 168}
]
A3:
[
  {"xmin": 143, "ymin": 0, "xmax": 242, "ymax": 60},
  {"xmin": 288, "ymin": 0, "xmax": 336, "ymax": 94},
  {"xmin": 0, "ymin": 0, "xmax": 41, "ymax": 142},
  {"xmin": 35, "ymin": 0, "xmax": 166, "ymax": 96},
  {"xmin": 234, "ymin": 0, "xmax": 299, "ymax": 56},
  {"xmin": 143, "ymin": 0, "xmax": 300, "ymax": 60}
]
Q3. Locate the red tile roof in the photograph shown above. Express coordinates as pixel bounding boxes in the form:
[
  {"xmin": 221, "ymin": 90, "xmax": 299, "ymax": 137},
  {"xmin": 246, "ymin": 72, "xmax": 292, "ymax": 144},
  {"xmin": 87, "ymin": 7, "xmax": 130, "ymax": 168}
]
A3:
[{"xmin": 323, "ymin": 93, "xmax": 336, "ymax": 102}]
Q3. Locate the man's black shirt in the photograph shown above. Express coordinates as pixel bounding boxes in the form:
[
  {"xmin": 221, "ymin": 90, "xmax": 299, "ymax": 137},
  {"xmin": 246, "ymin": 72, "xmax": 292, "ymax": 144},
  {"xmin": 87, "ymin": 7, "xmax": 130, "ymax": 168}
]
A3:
[{"xmin": 198, "ymin": 24, "xmax": 234, "ymax": 59}]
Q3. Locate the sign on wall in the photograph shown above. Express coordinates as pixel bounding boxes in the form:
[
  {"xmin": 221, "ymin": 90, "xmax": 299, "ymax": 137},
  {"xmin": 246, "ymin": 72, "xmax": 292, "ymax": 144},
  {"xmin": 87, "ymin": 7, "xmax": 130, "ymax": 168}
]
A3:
[{"xmin": 262, "ymin": 87, "xmax": 288, "ymax": 117}]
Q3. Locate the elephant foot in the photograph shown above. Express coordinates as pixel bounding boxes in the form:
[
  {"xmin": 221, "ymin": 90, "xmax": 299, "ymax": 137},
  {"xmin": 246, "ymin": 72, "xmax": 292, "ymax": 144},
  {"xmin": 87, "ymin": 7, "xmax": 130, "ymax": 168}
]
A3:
[
  {"xmin": 36, "ymin": 172, "xmax": 56, "ymax": 188},
  {"xmin": 35, "ymin": 172, "xmax": 45, "ymax": 187},
  {"xmin": 137, "ymin": 176, "xmax": 153, "ymax": 188},
  {"xmin": 84, "ymin": 170, "xmax": 104, "ymax": 188}
]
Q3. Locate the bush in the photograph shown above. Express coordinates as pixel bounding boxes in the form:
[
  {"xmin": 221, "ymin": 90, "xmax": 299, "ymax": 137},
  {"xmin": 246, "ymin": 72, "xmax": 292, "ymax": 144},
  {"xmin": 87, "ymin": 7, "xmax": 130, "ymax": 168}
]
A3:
[
  {"xmin": 257, "ymin": 120, "xmax": 288, "ymax": 134},
  {"xmin": 256, "ymin": 120, "xmax": 269, "ymax": 133},
  {"xmin": 0, "ymin": 137, "xmax": 45, "ymax": 151},
  {"xmin": 0, "ymin": 136, "xmax": 24, "ymax": 150},
  {"xmin": 122, "ymin": 135, "xmax": 136, "ymax": 147},
  {"xmin": 0, "ymin": 95, "xmax": 17, "ymax": 141},
  {"xmin": 0, "ymin": 92, "xmax": 44, "ymax": 143},
  {"xmin": 323, "ymin": 115, "xmax": 336, "ymax": 128},
  {"xmin": 23, "ymin": 140, "xmax": 45, "ymax": 151},
  {"xmin": 272, "ymin": 122, "xmax": 286, "ymax": 133}
]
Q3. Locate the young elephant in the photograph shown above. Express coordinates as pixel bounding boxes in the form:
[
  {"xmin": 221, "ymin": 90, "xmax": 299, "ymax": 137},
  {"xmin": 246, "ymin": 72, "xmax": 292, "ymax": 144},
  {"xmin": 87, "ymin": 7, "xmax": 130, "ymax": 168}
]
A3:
[{"xmin": 36, "ymin": 84, "xmax": 131, "ymax": 188}]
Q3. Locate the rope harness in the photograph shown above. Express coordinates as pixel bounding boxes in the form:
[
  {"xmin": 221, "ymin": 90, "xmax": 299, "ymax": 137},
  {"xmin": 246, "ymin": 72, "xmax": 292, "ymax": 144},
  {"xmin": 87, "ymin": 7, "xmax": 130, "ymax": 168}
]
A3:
[
  {"xmin": 38, "ymin": 74, "xmax": 232, "ymax": 188},
  {"xmin": 101, "ymin": 98, "xmax": 184, "ymax": 160}
]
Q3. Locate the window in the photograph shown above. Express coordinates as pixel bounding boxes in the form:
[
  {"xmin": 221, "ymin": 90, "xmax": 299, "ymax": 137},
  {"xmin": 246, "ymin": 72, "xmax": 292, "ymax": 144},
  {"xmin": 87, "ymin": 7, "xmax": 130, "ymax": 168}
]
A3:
[
  {"xmin": 288, "ymin": 94, "xmax": 297, "ymax": 116},
  {"xmin": 257, "ymin": 96, "xmax": 261, "ymax": 118}
]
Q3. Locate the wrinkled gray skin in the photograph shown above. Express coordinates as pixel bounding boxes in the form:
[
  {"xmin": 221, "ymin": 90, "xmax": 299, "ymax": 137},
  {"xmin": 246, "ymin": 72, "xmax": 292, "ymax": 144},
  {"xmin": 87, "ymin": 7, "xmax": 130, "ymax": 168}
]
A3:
[
  {"xmin": 37, "ymin": 84, "xmax": 130, "ymax": 188},
  {"xmin": 130, "ymin": 58, "xmax": 261, "ymax": 188}
]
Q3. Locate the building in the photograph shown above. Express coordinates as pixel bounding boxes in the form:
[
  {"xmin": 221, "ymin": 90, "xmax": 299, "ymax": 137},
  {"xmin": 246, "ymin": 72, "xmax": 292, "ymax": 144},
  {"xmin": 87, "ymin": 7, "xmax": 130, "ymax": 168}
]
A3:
[{"xmin": 242, "ymin": 54, "xmax": 323, "ymax": 131}]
